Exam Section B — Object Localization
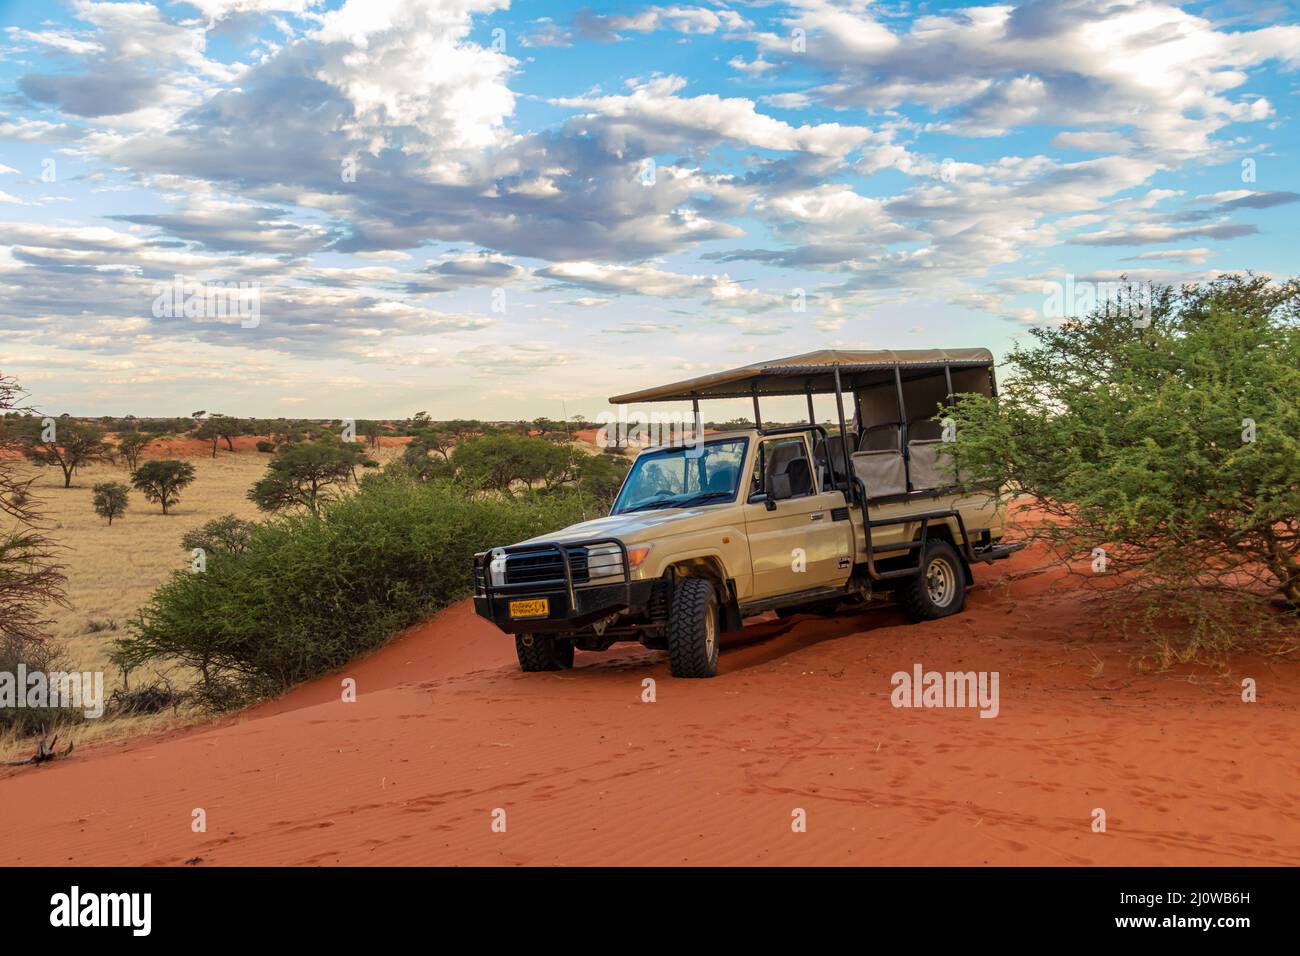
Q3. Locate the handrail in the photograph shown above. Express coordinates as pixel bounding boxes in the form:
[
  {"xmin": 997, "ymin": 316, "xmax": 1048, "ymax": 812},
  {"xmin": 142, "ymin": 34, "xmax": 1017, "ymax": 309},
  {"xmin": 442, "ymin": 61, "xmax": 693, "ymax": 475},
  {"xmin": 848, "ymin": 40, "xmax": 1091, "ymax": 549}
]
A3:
[{"xmin": 859, "ymin": 507, "xmax": 976, "ymax": 582}]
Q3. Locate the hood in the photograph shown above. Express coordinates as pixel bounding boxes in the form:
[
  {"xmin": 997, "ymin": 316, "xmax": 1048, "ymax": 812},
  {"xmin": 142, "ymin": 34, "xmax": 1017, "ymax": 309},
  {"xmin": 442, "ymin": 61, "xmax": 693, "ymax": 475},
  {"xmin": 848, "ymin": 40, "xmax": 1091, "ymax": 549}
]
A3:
[{"xmin": 515, "ymin": 506, "xmax": 733, "ymax": 547}]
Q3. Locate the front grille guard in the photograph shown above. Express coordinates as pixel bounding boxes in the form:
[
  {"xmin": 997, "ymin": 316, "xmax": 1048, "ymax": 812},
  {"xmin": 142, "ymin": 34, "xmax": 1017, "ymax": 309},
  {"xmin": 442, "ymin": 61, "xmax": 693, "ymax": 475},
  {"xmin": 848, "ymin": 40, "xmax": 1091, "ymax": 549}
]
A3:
[{"xmin": 474, "ymin": 538, "xmax": 632, "ymax": 612}]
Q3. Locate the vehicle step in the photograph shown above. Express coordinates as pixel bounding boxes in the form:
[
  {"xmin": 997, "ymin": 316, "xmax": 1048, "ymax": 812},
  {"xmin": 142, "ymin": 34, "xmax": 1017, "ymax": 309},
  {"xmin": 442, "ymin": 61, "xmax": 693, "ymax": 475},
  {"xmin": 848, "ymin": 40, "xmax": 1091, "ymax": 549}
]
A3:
[{"xmin": 972, "ymin": 542, "xmax": 1025, "ymax": 562}]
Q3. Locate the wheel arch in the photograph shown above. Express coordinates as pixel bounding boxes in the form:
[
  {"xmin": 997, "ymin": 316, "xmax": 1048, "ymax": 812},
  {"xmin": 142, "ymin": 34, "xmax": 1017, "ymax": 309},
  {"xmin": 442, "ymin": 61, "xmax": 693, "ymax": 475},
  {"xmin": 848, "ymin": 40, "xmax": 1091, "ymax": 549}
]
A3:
[
  {"xmin": 664, "ymin": 555, "xmax": 741, "ymax": 631},
  {"xmin": 911, "ymin": 520, "xmax": 974, "ymax": 585}
]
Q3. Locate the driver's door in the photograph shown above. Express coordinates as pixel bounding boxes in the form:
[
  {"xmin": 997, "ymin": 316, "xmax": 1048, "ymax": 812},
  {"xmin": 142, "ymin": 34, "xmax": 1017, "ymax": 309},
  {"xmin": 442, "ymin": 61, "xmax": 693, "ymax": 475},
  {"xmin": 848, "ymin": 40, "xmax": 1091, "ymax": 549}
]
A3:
[{"xmin": 743, "ymin": 435, "xmax": 853, "ymax": 599}]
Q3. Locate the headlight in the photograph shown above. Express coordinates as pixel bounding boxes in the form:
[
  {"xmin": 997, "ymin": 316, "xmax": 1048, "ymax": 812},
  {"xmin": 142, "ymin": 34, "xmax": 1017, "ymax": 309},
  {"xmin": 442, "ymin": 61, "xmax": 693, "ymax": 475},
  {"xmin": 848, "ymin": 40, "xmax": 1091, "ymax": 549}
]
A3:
[
  {"xmin": 586, "ymin": 543, "xmax": 653, "ymax": 579},
  {"xmin": 488, "ymin": 549, "xmax": 507, "ymax": 587}
]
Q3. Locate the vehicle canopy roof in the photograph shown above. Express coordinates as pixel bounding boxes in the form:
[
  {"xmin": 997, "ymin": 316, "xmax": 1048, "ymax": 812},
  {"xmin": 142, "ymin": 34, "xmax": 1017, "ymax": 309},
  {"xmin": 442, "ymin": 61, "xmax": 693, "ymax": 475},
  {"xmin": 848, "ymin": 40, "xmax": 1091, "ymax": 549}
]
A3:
[{"xmin": 608, "ymin": 348, "xmax": 993, "ymax": 404}]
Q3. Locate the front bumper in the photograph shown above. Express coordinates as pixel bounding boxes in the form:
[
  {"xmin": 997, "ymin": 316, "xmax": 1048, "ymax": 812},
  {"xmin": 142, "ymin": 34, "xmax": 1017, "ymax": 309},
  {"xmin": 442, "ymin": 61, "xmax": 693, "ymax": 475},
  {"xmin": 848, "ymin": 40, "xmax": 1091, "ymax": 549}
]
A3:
[{"xmin": 472, "ymin": 538, "xmax": 655, "ymax": 635}]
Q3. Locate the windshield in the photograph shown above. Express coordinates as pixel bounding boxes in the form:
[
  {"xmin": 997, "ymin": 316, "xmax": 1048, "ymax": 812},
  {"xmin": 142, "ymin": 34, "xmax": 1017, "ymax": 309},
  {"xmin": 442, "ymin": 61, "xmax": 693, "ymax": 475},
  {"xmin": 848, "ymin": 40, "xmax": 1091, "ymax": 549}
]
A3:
[{"xmin": 611, "ymin": 438, "xmax": 748, "ymax": 515}]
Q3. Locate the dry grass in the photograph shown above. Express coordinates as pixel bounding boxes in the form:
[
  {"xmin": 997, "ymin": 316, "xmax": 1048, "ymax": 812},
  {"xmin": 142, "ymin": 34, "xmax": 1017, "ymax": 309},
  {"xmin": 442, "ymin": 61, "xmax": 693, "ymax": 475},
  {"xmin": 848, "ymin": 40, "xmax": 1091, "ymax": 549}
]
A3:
[
  {"xmin": 37, "ymin": 452, "xmax": 268, "ymax": 672},
  {"xmin": 2, "ymin": 443, "xmax": 400, "ymax": 759}
]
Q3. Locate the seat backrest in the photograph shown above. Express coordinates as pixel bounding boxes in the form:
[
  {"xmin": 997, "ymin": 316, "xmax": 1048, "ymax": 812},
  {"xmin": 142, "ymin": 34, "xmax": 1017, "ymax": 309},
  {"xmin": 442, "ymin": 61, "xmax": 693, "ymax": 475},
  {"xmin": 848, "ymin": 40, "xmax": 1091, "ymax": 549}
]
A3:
[
  {"xmin": 907, "ymin": 417, "xmax": 943, "ymax": 442},
  {"xmin": 705, "ymin": 462, "xmax": 737, "ymax": 494},
  {"xmin": 850, "ymin": 449, "xmax": 907, "ymax": 497},
  {"xmin": 778, "ymin": 456, "xmax": 814, "ymax": 497},
  {"xmin": 813, "ymin": 434, "xmax": 852, "ymax": 490},
  {"xmin": 764, "ymin": 438, "xmax": 805, "ymax": 479},
  {"xmin": 859, "ymin": 423, "xmax": 902, "ymax": 452},
  {"xmin": 907, "ymin": 439, "xmax": 955, "ymax": 491}
]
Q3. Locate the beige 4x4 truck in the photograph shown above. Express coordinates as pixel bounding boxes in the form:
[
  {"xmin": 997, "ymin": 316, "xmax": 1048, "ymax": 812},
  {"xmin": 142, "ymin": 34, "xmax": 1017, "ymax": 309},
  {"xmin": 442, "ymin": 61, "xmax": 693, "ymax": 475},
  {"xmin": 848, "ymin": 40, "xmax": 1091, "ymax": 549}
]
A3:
[{"xmin": 473, "ymin": 349, "xmax": 1022, "ymax": 677}]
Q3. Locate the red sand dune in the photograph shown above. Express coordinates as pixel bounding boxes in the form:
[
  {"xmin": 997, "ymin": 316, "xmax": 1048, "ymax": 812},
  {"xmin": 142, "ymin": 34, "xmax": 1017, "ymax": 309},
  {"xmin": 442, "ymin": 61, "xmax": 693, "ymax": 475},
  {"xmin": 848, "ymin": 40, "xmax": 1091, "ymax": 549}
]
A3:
[{"xmin": 2, "ymin": 544, "xmax": 1298, "ymax": 866}]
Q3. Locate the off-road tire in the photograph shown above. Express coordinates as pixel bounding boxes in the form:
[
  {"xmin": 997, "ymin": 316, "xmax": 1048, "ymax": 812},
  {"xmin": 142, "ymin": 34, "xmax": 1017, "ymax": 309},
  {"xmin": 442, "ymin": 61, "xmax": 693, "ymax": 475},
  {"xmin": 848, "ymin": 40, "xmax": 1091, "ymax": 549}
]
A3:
[
  {"xmin": 667, "ymin": 577, "xmax": 720, "ymax": 678},
  {"xmin": 897, "ymin": 540, "xmax": 966, "ymax": 622},
  {"xmin": 514, "ymin": 632, "xmax": 575, "ymax": 671}
]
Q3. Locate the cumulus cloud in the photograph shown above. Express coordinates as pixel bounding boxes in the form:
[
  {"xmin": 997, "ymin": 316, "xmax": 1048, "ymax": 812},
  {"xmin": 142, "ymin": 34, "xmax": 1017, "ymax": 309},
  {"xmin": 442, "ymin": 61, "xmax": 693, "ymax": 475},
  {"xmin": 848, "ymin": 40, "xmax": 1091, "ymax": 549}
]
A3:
[
  {"xmin": 16, "ymin": 0, "xmax": 235, "ymax": 126},
  {"xmin": 552, "ymin": 75, "xmax": 877, "ymax": 159},
  {"xmin": 2, "ymin": 0, "xmax": 1297, "ymax": 413},
  {"xmin": 747, "ymin": 0, "xmax": 1297, "ymax": 162},
  {"xmin": 536, "ymin": 260, "xmax": 786, "ymax": 313},
  {"xmin": 573, "ymin": 6, "xmax": 751, "ymax": 42}
]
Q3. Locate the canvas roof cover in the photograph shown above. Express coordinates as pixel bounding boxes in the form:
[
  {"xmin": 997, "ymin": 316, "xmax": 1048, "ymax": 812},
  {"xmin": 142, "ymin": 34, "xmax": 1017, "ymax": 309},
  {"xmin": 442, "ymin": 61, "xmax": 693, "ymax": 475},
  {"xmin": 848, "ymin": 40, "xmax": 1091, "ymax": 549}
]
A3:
[{"xmin": 608, "ymin": 348, "xmax": 994, "ymax": 404}]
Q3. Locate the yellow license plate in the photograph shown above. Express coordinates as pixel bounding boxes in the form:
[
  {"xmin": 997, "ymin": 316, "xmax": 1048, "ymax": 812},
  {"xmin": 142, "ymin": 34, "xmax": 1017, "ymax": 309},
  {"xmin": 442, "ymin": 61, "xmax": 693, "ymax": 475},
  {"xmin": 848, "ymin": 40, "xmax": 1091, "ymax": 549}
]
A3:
[{"xmin": 509, "ymin": 598, "xmax": 550, "ymax": 618}]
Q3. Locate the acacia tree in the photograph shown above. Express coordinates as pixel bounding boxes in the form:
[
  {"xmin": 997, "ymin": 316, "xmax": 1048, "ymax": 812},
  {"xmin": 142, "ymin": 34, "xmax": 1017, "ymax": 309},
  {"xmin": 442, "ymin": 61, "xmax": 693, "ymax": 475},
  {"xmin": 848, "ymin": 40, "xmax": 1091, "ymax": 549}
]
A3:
[
  {"xmin": 131, "ymin": 460, "xmax": 197, "ymax": 514},
  {"xmin": 357, "ymin": 419, "xmax": 384, "ymax": 448},
  {"xmin": 116, "ymin": 431, "xmax": 153, "ymax": 471},
  {"xmin": 181, "ymin": 514, "xmax": 257, "ymax": 556},
  {"xmin": 402, "ymin": 427, "xmax": 453, "ymax": 473},
  {"xmin": 948, "ymin": 274, "xmax": 1300, "ymax": 647},
  {"xmin": 193, "ymin": 414, "xmax": 243, "ymax": 457},
  {"xmin": 450, "ymin": 434, "xmax": 572, "ymax": 496},
  {"xmin": 248, "ymin": 441, "xmax": 355, "ymax": 514},
  {"xmin": 92, "ymin": 481, "xmax": 130, "ymax": 525},
  {"xmin": 22, "ymin": 418, "xmax": 111, "ymax": 487},
  {"xmin": 192, "ymin": 419, "xmax": 221, "ymax": 458},
  {"xmin": 0, "ymin": 374, "xmax": 68, "ymax": 644}
]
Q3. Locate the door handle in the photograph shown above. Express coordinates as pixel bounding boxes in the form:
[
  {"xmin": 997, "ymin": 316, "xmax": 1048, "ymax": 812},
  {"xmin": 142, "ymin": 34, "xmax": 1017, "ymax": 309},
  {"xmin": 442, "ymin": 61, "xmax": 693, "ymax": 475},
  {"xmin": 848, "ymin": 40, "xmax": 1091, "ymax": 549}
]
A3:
[{"xmin": 809, "ymin": 512, "xmax": 824, "ymax": 521}]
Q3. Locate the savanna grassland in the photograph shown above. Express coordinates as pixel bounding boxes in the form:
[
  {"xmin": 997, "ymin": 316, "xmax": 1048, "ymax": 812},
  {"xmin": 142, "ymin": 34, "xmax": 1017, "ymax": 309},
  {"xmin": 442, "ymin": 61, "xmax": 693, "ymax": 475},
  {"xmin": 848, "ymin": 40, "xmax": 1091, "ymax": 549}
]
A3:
[{"xmin": 2, "ymin": 439, "xmax": 404, "ymax": 758}]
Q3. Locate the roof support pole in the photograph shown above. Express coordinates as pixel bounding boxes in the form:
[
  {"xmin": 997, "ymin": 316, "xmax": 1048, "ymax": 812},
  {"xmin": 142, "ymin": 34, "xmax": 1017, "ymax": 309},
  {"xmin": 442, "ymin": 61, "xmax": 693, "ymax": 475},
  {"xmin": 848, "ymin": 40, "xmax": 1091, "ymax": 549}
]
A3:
[
  {"xmin": 805, "ymin": 380, "xmax": 815, "ymax": 424},
  {"xmin": 893, "ymin": 365, "xmax": 907, "ymax": 423},
  {"xmin": 943, "ymin": 364, "xmax": 954, "ymax": 405},
  {"xmin": 894, "ymin": 364, "xmax": 910, "ymax": 493},
  {"xmin": 751, "ymin": 382, "xmax": 763, "ymax": 430},
  {"xmin": 833, "ymin": 367, "xmax": 851, "ymax": 498},
  {"xmin": 691, "ymin": 396, "xmax": 701, "ymax": 442}
]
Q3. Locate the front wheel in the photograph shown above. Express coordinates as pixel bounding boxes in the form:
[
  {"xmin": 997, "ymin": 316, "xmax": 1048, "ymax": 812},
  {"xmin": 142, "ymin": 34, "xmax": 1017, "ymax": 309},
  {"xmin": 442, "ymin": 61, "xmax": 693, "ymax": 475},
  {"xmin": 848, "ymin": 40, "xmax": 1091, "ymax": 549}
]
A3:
[
  {"xmin": 514, "ymin": 632, "xmax": 575, "ymax": 672},
  {"xmin": 897, "ymin": 540, "xmax": 966, "ymax": 622},
  {"xmin": 667, "ymin": 577, "xmax": 720, "ymax": 678}
]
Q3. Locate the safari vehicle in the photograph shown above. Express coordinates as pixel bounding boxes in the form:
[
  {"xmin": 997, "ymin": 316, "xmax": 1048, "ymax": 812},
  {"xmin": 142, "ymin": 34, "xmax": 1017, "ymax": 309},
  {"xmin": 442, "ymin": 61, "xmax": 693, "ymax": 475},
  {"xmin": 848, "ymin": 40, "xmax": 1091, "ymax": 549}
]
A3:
[{"xmin": 472, "ymin": 349, "xmax": 1022, "ymax": 677}]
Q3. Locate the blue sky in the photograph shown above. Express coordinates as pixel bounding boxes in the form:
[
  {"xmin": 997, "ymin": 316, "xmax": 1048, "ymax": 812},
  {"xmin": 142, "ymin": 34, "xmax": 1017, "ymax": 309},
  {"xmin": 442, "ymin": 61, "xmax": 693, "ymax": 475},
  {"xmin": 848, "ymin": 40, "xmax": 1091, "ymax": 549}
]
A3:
[{"xmin": 0, "ymin": 0, "xmax": 1297, "ymax": 422}]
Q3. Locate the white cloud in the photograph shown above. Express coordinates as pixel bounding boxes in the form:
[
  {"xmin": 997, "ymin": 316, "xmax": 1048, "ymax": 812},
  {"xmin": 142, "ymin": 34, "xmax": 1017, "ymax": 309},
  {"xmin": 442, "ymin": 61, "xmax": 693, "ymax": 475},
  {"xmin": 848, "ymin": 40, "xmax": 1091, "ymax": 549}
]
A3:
[{"xmin": 551, "ymin": 75, "xmax": 877, "ymax": 158}]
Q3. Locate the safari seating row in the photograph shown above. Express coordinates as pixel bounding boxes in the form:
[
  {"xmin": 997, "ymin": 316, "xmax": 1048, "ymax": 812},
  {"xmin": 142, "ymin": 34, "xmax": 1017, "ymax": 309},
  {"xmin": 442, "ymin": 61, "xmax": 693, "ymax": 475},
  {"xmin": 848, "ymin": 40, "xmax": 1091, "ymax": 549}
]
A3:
[{"xmin": 813, "ymin": 420, "xmax": 962, "ymax": 499}]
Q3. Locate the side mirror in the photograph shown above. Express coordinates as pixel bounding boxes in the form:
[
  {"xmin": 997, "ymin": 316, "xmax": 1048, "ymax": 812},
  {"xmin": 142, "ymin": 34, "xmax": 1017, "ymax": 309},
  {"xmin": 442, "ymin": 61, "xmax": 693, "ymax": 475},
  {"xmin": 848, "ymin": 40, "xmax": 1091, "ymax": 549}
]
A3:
[{"xmin": 748, "ymin": 490, "xmax": 778, "ymax": 512}]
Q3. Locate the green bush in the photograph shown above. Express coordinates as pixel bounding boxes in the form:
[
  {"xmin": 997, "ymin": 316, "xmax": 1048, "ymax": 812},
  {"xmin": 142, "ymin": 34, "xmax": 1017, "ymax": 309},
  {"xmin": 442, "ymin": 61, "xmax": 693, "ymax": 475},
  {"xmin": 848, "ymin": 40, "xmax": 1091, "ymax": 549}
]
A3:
[
  {"xmin": 948, "ymin": 273, "xmax": 1300, "ymax": 658},
  {"xmin": 114, "ymin": 475, "xmax": 597, "ymax": 706}
]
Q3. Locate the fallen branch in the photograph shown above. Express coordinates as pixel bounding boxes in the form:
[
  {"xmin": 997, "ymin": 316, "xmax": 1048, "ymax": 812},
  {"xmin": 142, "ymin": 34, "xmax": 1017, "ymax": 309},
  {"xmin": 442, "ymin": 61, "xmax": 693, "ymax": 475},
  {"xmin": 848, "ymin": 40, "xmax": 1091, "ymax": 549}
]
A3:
[{"xmin": 2, "ymin": 731, "xmax": 74, "ymax": 766}]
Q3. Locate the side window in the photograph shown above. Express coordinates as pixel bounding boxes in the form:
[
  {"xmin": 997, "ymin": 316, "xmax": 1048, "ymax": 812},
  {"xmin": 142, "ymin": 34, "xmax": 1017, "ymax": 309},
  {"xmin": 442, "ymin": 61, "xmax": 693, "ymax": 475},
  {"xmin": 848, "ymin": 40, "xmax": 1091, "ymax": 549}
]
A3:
[{"xmin": 757, "ymin": 437, "xmax": 815, "ymax": 499}]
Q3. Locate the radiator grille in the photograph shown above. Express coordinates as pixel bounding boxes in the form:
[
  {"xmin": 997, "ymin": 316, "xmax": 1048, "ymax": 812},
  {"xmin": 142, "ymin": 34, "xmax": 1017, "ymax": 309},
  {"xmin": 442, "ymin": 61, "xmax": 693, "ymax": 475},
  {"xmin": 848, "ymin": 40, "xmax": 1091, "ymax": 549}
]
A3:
[{"xmin": 504, "ymin": 548, "xmax": 589, "ymax": 585}]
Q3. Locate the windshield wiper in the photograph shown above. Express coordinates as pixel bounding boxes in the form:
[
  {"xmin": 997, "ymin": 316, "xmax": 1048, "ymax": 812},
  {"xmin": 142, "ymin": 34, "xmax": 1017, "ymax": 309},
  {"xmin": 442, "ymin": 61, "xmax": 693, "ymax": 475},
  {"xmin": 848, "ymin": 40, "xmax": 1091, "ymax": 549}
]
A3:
[
  {"xmin": 619, "ymin": 496, "xmax": 680, "ymax": 514},
  {"xmin": 621, "ymin": 494, "xmax": 728, "ymax": 515},
  {"xmin": 647, "ymin": 489, "xmax": 738, "ymax": 512},
  {"xmin": 620, "ymin": 490, "xmax": 734, "ymax": 514},
  {"xmin": 666, "ymin": 491, "xmax": 735, "ymax": 508}
]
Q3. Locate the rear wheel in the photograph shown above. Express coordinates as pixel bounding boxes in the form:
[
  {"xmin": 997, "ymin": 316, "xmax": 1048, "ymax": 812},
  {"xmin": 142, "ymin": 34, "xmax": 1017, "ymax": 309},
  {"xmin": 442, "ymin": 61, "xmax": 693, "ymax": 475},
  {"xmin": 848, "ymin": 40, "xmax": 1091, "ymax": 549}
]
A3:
[
  {"xmin": 667, "ymin": 577, "xmax": 720, "ymax": 678},
  {"xmin": 897, "ymin": 540, "xmax": 966, "ymax": 622},
  {"xmin": 514, "ymin": 632, "xmax": 575, "ymax": 672}
]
